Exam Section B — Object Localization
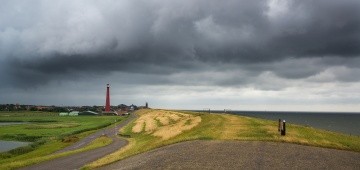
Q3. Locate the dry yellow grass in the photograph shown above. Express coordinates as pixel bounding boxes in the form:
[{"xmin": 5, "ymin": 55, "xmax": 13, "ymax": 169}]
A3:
[
  {"xmin": 154, "ymin": 116, "xmax": 202, "ymax": 140},
  {"xmin": 143, "ymin": 117, "xmax": 157, "ymax": 132},
  {"xmin": 168, "ymin": 113, "xmax": 182, "ymax": 121},
  {"xmin": 156, "ymin": 116, "xmax": 169, "ymax": 125},
  {"xmin": 131, "ymin": 120, "xmax": 144, "ymax": 133},
  {"xmin": 219, "ymin": 115, "xmax": 248, "ymax": 139},
  {"xmin": 131, "ymin": 110, "xmax": 201, "ymax": 140}
]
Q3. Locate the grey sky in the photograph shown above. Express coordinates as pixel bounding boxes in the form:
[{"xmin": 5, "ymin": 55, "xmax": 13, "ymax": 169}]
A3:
[{"xmin": 1, "ymin": 0, "xmax": 360, "ymax": 111}]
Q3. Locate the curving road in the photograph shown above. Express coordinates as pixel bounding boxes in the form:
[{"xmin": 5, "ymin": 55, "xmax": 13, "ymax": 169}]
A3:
[
  {"xmin": 20, "ymin": 113, "xmax": 136, "ymax": 170},
  {"xmin": 100, "ymin": 140, "xmax": 360, "ymax": 170}
]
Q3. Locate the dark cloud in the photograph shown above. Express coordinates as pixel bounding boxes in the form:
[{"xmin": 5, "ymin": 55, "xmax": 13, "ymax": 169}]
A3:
[
  {"xmin": 268, "ymin": 0, "xmax": 360, "ymax": 58},
  {"xmin": 0, "ymin": 0, "xmax": 359, "ymax": 101},
  {"xmin": 1, "ymin": 0, "xmax": 360, "ymax": 72}
]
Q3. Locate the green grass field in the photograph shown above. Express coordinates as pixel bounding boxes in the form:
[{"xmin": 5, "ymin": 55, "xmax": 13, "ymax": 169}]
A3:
[
  {"xmin": 0, "ymin": 112, "xmax": 121, "ymax": 141},
  {"xmin": 2, "ymin": 110, "xmax": 359, "ymax": 170},
  {"xmin": 84, "ymin": 109, "xmax": 360, "ymax": 169},
  {"xmin": 0, "ymin": 111, "xmax": 127, "ymax": 169}
]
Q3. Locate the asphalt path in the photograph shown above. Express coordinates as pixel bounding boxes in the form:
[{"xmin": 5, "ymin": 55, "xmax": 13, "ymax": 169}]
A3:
[
  {"xmin": 20, "ymin": 113, "xmax": 136, "ymax": 170},
  {"xmin": 100, "ymin": 140, "xmax": 360, "ymax": 170}
]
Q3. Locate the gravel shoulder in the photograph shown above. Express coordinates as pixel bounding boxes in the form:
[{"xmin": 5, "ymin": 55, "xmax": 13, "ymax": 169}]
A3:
[
  {"xmin": 20, "ymin": 113, "xmax": 136, "ymax": 170},
  {"xmin": 100, "ymin": 140, "xmax": 360, "ymax": 170}
]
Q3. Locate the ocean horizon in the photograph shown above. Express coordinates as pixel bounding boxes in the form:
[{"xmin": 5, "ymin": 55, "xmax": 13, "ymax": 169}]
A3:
[{"xmin": 192, "ymin": 110, "xmax": 360, "ymax": 136}]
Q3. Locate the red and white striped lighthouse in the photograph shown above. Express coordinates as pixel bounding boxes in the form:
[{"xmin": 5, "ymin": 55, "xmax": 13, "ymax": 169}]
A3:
[{"xmin": 105, "ymin": 84, "xmax": 111, "ymax": 112}]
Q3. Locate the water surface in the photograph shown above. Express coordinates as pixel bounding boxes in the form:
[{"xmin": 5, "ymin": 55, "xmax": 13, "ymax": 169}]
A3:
[
  {"xmin": 0, "ymin": 140, "xmax": 30, "ymax": 152},
  {"xmin": 0, "ymin": 122, "xmax": 28, "ymax": 126},
  {"xmin": 228, "ymin": 111, "xmax": 360, "ymax": 136}
]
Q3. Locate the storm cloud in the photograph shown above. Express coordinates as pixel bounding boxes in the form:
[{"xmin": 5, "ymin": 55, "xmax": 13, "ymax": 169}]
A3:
[{"xmin": 1, "ymin": 0, "xmax": 360, "ymax": 111}]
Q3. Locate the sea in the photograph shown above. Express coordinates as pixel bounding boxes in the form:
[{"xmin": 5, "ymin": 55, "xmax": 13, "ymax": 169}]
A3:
[{"xmin": 206, "ymin": 111, "xmax": 360, "ymax": 136}]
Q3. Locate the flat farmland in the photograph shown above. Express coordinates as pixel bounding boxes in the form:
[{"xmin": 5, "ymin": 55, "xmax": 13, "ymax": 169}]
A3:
[
  {"xmin": 0, "ymin": 111, "xmax": 127, "ymax": 169},
  {"xmin": 0, "ymin": 112, "xmax": 122, "ymax": 140}
]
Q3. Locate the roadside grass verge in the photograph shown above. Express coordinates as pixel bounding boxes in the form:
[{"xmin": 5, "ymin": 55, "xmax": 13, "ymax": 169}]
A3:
[
  {"xmin": 84, "ymin": 109, "xmax": 360, "ymax": 169},
  {"xmin": 0, "ymin": 135, "xmax": 112, "ymax": 170}
]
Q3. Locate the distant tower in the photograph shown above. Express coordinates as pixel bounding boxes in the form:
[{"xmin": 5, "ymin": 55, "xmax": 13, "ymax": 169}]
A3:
[
  {"xmin": 105, "ymin": 84, "xmax": 111, "ymax": 112},
  {"xmin": 145, "ymin": 102, "xmax": 148, "ymax": 108}
]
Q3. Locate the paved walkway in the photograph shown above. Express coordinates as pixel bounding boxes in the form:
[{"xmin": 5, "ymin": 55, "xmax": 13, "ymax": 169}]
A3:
[
  {"xmin": 100, "ymin": 140, "xmax": 360, "ymax": 170},
  {"xmin": 21, "ymin": 113, "xmax": 136, "ymax": 170}
]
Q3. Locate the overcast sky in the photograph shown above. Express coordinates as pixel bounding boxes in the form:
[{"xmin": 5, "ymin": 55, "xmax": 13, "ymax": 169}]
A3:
[{"xmin": 1, "ymin": 0, "xmax": 360, "ymax": 111}]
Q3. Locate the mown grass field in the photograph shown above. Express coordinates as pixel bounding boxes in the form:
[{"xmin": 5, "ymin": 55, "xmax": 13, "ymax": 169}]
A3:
[
  {"xmin": 0, "ymin": 111, "xmax": 127, "ymax": 169},
  {"xmin": 85, "ymin": 109, "xmax": 360, "ymax": 169}
]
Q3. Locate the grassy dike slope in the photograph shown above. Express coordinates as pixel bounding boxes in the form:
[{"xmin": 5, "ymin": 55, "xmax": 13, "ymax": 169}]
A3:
[{"xmin": 85, "ymin": 109, "xmax": 360, "ymax": 169}]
